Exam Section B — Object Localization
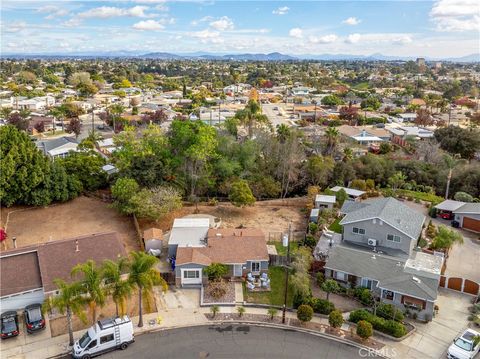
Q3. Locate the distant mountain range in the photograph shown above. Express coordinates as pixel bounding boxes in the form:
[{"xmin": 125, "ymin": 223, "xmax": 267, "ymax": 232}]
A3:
[{"xmin": 2, "ymin": 51, "xmax": 479, "ymax": 62}]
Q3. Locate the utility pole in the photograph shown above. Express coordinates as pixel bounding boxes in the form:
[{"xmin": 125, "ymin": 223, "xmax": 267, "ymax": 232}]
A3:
[
  {"xmin": 282, "ymin": 222, "xmax": 292, "ymax": 324},
  {"xmin": 91, "ymin": 105, "xmax": 95, "ymax": 135}
]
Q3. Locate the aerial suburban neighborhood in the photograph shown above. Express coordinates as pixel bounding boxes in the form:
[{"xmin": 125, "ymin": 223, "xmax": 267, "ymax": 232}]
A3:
[{"xmin": 0, "ymin": 0, "xmax": 479, "ymax": 358}]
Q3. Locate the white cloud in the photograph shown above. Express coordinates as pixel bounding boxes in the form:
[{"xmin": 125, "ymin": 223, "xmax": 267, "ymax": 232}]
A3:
[
  {"xmin": 78, "ymin": 6, "xmax": 153, "ymax": 19},
  {"xmin": 190, "ymin": 29, "xmax": 223, "ymax": 43},
  {"xmin": 289, "ymin": 28, "xmax": 303, "ymax": 38},
  {"xmin": 133, "ymin": 19, "xmax": 165, "ymax": 30},
  {"xmin": 38, "ymin": 5, "xmax": 69, "ymax": 19},
  {"xmin": 62, "ymin": 18, "xmax": 82, "ymax": 27},
  {"xmin": 272, "ymin": 6, "xmax": 289, "ymax": 15},
  {"xmin": 342, "ymin": 17, "xmax": 361, "ymax": 26},
  {"xmin": 309, "ymin": 34, "xmax": 338, "ymax": 44},
  {"xmin": 346, "ymin": 33, "xmax": 361, "ymax": 43},
  {"xmin": 345, "ymin": 33, "xmax": 413, "ymax": 45},
  {"xmin": 430, "ymin": 0, "xmax": 480, "ymax": 31},
  {"xmin": 209, "ymin": 16, "xmax": 234, "ymax": 31},
  {"xmin": 5, "ymin": 21, "xmax": 26, "ymax": 33}
]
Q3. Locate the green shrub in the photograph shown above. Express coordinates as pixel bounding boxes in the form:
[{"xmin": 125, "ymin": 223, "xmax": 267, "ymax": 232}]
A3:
[
  {"xmin": 310, "ymin": 298, "xmax": 335, "ymax": 315},
  {"xmin": 302, "ymin": 234, "xmax": 317, "ymax": 249},
  {"xmin": 308, "ymin": 222, "xmax": 319, "ymax": 234},
  {"xmin": 418, "ymin": 237, "xmax": 428, "ymax": 248},
  {"xmin": 316, "ymin": 272, "xmax": 325, "ymax": 287},
  {"xmin": 204, "ymin": 263, "xmax": 228, "ymax": 280},
  {"xmin": 354, "ymin": 288, "xmax": 373, "ymax": 306},
  {"xmin": 293, "ymin": 290, "xmax": 312, "ymax": 309},
  {"xmin": 376, "ymin": 303, "xmax": 404, "ymax": 322},
  {"xmin": 357, "ymin": 320, "xmax": 373, "ymax": 340},
  {"xmin": 349, "ymin": 309, "xmax": 407, "ymax": 338},
  {"xmin": 328, "ymin": 310, "xmax": 344, "ymax": 328},
  {"xmin": 297, "ymin": 304, "xmax": 314, "ymax": 323}
]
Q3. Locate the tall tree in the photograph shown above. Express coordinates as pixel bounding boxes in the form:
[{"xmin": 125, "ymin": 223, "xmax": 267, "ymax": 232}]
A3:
[
  {"xmin": 129, "ymin": 252, "xmax": 167, "ymax": 327},
  {"xmin": 66, "ymin": 118, "xmax": 82, "ymax": 138},
  {"xmin": 43, "ymin": 280, "xmax": 86, "ymax": 346},
  {"xmin": 235, "ymin": 100, "xmax": 270, "ymax": 138},
  {"xmin": 71, "ymin": 260, "xmax": 106, "ymax": 324},
  {"xmin": 443, "ymin": 154, "xmax": 464, "ymax": 199},
  {"xmin": 102, "ymin": 258, "xmax": 132, "ymax": 317},
  {"xmin": 229, "ymin": 179, "xmax": 256, "ymax": 207},
  {"xmin": 324, "ymin": 127, "xmax": 340, "ymax": 155}
]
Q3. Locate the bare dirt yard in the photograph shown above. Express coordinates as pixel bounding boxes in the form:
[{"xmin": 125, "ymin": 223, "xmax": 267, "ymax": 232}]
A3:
[
  {"xmin": 1, "ymin": 196, "xmax": 140, "ymax": 252},
  {"xmin": 138, "ymin": 197, "xmax": 308, "ymax": 240}
]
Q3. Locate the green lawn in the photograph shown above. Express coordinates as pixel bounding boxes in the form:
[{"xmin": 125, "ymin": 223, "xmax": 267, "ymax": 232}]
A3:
[
  {"xmin": 243, "ymin": 266, "xmax": 294, "ymax": 307},
  {"xmin": 267, "ymin": 241, "xmax": 299, "ymax": 256},
  {"xmin": 328, "ymin": 218, "xmax": 343, "ymax": 234}
]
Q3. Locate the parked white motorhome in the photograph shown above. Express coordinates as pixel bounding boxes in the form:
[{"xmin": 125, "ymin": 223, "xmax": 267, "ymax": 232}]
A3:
[{"xmin": 72, "ymin": 316, "xmax": 134, "ymax": 359}]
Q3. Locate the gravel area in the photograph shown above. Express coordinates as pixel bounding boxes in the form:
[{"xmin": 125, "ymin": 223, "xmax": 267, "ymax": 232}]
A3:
[{"xmin": 203, "ymin": 281, "xmax": 236, "ymax": 304}]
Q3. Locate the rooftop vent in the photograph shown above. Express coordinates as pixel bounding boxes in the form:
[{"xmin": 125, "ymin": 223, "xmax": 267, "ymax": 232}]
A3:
[{"xmin": 412, "ymin": 276, "xmax": 421, "ymax": 283}]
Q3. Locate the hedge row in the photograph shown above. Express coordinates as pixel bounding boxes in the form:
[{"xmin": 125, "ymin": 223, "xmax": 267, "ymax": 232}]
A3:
[
  {"xmin": 306, "ymin": 297, "xmax": 335, "ymax": 315},
  {"xmin": 349, "ymin": 309, "xmax": 407, "ymax": 338}
]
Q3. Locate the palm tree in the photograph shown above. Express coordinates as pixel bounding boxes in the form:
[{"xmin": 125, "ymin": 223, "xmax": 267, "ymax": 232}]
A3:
[
  {"xmin": 343, "ymin": 147, "xmax": 353, "ymax": 162},
  {"xmin": 109, "ymin": 104, "xmax": 124, "ymax": 133},
  {"xmin": 43, "ymin": 280, "xmax": 86, "ymax": 346},
  {"xmin": 276, "ymin": 123, "xmax": 291, "ymax": 143},
  {"xmin": 129, "ymin": 252, "xmax": 167, "ymax": 327},
  {"xmin": 443, "ymin": 154, "xmax": 464, "ymax": 199},
  {"xmin": 71, "ymin": 260, "xmax": 106, "ymax": 324},
  {"xmin": 235, "ymin": 100, "xmax": 269, "ymax": 138},
  {"xmin": 102, "ymin": 258, "xmax": 132, "ymax": 317},
  {"xmin": 49, "ymin": 106, "xmax": 66, "ymax": 133},
  {"xmin": 324, "ymin": 127, "xmax": 339, "ymax": 155}
]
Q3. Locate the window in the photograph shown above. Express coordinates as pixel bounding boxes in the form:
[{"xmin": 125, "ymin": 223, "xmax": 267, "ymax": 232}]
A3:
[
  {"xmin": 251, "ymin": 262, "xmax": 260, "ymax": 273},
  {"xmin": 361, "ymin": 278, "xmax": 374, "ymax": 290},
  {"xmin": 382, "ymin": 290, "xmax": 394, "ymax": 300},
  {"xmin": 87, "ymin": 340, "xmax": 97, "ymax": 349},
  {"xmin": 335, "ymin": 271, "xmax": 347, "ymax": 281},
  {"xmin": 100, "ymin": 334, "xmax": 114, "ymax": 344},
  {"xmin": 386, "ymin": 234, "xmax": 401, "ymax": 243},
  {"xmin": 352, "ymin": 227, "xmax": 365, "ymax": 235},
  {"xmin": 183, "ymin": 270, "xmax": 200, "ymax": 279}
]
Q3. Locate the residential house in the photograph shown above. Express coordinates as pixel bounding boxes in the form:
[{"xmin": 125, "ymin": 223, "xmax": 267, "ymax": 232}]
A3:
[
  {"xmin": 337, "ymin": 125, "xmax": 390, "ymax": 146},
  {"xmin": 167, "ymin": 218, "xmax": 211, "ymax": 258},
  {"xmin": 435, "ymin": 200, "xmax": 480, "ymax": 232},
  {"xmin": 13, "ymin": 96, "xmax": 55, "ymax": 111},
  {"xmin": 37, "ymin": 136, "xmax": 79, "ymax": 159},
  {"xmin": 389, "ymin": 126, "xmax": 434, "ymax": 146},
  {"xmin": 175, "ymin": 228, "xmax": 269, "ymax": 286},
  {"xmin": 397, "ymin": 113, "xmax": 417, "ymax": 123},
  {"xmin": 0, "ymin": 232, "xmax": 126, "ymax": 311},
  {"xmin": 324, "ymin": 197, "xmax": 442, "ymax": 321}
]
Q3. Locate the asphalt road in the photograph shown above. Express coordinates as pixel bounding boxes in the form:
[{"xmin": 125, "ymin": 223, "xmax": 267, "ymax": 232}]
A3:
[{"xmin": 65, "ymin": 324, "xmax": 372, "ymax": 359}]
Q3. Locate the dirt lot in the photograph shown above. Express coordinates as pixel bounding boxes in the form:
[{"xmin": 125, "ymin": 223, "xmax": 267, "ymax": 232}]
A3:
[
  {"xmin": 49, "ymin": 289, "xmax": 155, "ymax": 337},
  {"xmin": 1, "ymin": 196, "xmax": 140, "ymax": 252},
  {"xmin": 139, "ymin": 198, "xmax": 308, "ymax": 239}
]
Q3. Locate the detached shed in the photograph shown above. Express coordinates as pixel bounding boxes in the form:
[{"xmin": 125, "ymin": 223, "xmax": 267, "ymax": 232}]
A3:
[
  {"xmin": 315, "ymin": 195, "xmax": 336, "ymax": 210},
  {"xmin": 310, "ymin": 208, "xmax": 320, "ymax": 223}
]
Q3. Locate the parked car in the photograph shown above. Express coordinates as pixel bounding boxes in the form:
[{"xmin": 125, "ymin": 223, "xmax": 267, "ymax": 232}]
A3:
[
  {"xmin": 72, "ymin": 316, "xmax": 134, "ymax": 359},
  {"xmin": 1, "ymin": 311, "xmax": 19, "ymax": 339},
  {"xmin": 24, "ymin": 304, "xmax": 45, "ymax": 333},
  {"xmin": 447, "ymin": 328, "xmax": 480, "ymax": 359}
]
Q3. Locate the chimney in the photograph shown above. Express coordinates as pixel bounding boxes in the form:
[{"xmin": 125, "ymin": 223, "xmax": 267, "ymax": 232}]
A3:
[
  {"xmin": 12, "ymin": 237, "xmax": 17, "ymax": 249},
  {"xmin": 75, "ymin": 240, "xmax": 79, "ymax": 252}
]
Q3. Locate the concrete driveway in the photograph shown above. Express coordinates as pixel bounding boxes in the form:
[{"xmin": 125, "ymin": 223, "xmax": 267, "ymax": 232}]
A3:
[{"xmin": 386, "ymin": 288, "xmax": 472, "ymax": 359}]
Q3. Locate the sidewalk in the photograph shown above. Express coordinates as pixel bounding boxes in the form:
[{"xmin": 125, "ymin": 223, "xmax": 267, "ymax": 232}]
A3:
[{"xmin": 0, "ymin": 305, "xmax": 370, "ymax": 359}]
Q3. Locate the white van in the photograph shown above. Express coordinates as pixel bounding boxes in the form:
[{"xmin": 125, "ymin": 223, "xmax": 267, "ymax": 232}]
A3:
[{"xmin": 72, "ymin": 316, "xmax": 134, "ymax": 359}]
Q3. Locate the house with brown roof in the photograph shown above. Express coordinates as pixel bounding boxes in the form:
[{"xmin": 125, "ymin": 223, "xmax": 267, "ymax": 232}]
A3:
[
  {"xmin": 0, "ymin": 232, "xmax": 125, "ymax": 311},
  {"xmin": 174, "ymin": 228, "xmax": 269, "ymax": 286}
]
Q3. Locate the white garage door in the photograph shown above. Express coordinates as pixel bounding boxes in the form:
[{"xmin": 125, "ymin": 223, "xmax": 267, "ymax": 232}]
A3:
[
  {"xmin": 181, "ymin": 269, "xmax": 202, "ymax": 285},
  {"xmin": 1, "ymin": 289, "xmax": 45, "ymax": 312}
]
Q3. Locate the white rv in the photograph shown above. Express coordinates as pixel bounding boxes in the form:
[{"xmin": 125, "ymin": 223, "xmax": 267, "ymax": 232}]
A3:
[{"xmin": 72, "ymin": 316, "xmax": 134, "ymax": 359}]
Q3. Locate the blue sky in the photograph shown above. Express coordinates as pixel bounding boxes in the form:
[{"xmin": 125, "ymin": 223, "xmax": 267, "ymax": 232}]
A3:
[{"xmin": 1, "ymin": 0, "xmax": 479, "ymax": 57}]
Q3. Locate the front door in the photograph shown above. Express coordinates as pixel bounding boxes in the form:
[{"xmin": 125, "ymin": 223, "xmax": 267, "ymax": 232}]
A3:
[{"xmin": 234, "ymin": 265, "xmax": 242, "ymax": 277}]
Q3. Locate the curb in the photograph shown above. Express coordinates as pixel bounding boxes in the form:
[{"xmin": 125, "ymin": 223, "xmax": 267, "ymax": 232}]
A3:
[{"xmin": 48, "ymin": 320, "xmax": 389, "ymax": 359}]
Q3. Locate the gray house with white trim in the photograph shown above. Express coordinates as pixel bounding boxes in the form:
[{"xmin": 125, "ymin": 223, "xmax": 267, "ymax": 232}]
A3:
[{"xmin": 325, "ymin": 197, "xmax": 442, "ymax": 321}]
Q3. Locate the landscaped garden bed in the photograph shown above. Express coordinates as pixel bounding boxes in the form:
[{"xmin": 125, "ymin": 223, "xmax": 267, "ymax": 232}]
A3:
[
  {"xmin": 202, "ymin": 281, "xmax": 236, "ymax": 305},
  {"xmin": 242, "ymin": 266, "xmax": 293, "ymax": 306}
]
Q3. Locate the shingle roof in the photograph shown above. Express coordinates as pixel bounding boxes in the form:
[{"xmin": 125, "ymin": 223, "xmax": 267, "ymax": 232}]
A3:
[
  {"xmin": 0, "ymin": 251, "xmax": 43, "ymax": 297},
  {"xmin": 0, "ymin": 232, "xmax": 126, "ymax": 294},
  {"xmin": 434, "ymin": 200, "xmax": 465, "ymax": 212},
  {"xmin": 37, "ymin": 136, "xmax": 78, "ymax": 153},
  {"xmin": 455, "ymin": 203, "xmax": 480, "ymax": 214},
  {"xmin": 176, "ymin": 228, "xmax": 268, "ymax": 266},
  {"xmin": 325, "ymin": 244, "xmax": 440, "ymax": 301},
  {"xmin": 339, "ymin": 197, "xmax": 425, "ymax": 239}
]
